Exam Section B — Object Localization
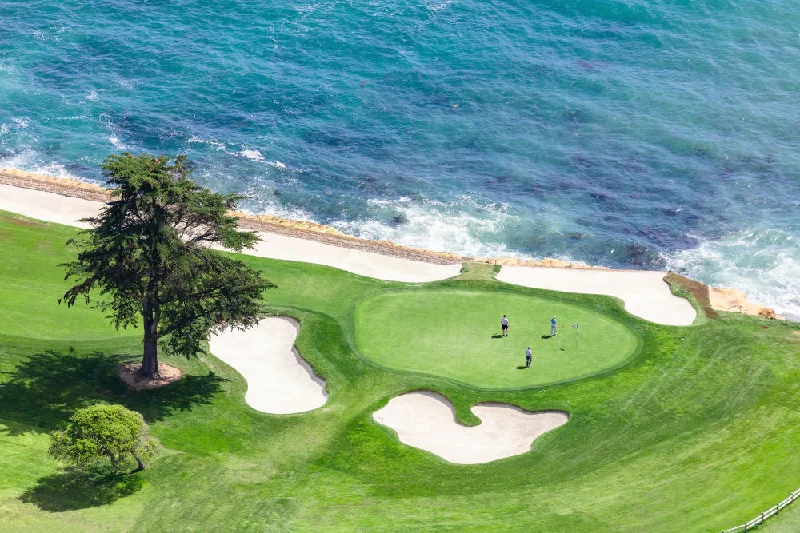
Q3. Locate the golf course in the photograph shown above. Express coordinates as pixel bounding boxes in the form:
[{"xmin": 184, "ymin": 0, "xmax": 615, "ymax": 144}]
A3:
[{"xmin": 2, "ymin": 207, "xmax": 800, "ymax": 532}]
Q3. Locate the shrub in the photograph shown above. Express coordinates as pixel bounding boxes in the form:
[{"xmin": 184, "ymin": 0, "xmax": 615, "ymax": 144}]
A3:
[{"xmin": 49, "ymin": 404, "xmax": 159, "ymax": 472}]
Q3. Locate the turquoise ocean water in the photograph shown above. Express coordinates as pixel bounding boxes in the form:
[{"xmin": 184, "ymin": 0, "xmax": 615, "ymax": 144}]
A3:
[{"xmin": 1, "ymin": 0, "xmax": 799, "ymax": 316}]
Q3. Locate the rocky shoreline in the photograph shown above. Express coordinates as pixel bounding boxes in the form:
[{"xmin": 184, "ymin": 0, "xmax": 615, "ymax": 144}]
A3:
[
  {"xmin": 0, "ymin": 168, "xmax": 603, "ymax": 269},
  {"xmin": 0, "ymin": 167, "xmax": 783, "ymax": 320}
]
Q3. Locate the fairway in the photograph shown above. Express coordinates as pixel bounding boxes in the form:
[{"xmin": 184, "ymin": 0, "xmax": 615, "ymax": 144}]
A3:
[
  {"xmin": 354, "ymin": 289, "xmax": 639, "ymax": 388},
  {"xmin": 0, "ymin": 213, "xmax": 133, "ymax": 341},
  {"xmin": 4, "ymin": 209, "xmax": 800, "ymax": 533}
]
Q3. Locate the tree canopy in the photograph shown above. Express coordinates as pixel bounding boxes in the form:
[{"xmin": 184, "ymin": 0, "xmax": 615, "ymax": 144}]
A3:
[
  {"xmin": 49, "ymin": 404, "xmax": 159, "ymax": 471},
  {"xmin": 61, "ymin": 153, "xmax": 275, "ymax": 378}
]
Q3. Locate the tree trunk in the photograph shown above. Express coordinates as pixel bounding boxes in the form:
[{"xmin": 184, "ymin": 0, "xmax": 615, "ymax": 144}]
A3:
[
  {"xmin": 140, "ymin": 302, "xmax": 159, "ymax": 379},
  {"xmin": 133, "ymin": 453, "xmax": 146, "ymax": 472}
]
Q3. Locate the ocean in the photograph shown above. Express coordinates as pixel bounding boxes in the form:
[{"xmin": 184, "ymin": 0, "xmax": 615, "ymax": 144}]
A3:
[{"xmin": 1, "ymin": 0, "xmax": 799, "ymax": 316}]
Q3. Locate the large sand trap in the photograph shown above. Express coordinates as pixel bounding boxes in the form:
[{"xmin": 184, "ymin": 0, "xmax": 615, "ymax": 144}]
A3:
[
  {"xmin": 0, "ymin": 184, "xmax": 102, "ymax": 229},
  {"xmin": 497, "ymin": 266, "xmax": 696, "ymax": 326},
  {"xmin": 0, "ymin": 184, "xmax": 459, "ymax": 282},
  {"xmin": 373, "ymin": 391, "xmax": 568, "ymax": 464},
  {"xmin": 246, "ymin": 232, "xmax": 460, "ymax": 283},
  {"xmin": 208, "ymin": 317, "xmax": 327, "ymax": 414}
]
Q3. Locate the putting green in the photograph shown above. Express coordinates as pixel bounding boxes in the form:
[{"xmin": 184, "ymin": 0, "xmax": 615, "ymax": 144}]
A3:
[{"xmin": 354, "ymin": 289, "xmax": 639, "ymax": 388}]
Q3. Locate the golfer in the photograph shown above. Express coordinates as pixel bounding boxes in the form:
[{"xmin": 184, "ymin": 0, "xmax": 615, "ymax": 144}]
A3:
[
  {"xmin": 501, "ymin": 315, "xmax": 509, "ymax": 336},
  {"xmin": 525, "ymin": 346, "xmax": 532, "ymax": 368},
  {"xmin": 550, "ymin": 315, "xmax": 557, "ymax": 336}
]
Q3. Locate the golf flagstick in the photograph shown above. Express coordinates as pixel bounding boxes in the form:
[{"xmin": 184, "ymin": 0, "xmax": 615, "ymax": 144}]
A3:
[{"xmin": 572, "ymin": 323, "xmax": 579, "ymax": 349}]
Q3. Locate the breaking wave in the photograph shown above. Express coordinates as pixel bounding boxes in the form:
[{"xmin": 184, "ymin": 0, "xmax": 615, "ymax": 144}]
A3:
[{"xmin": 664, "ymin": 229, "xmax": 800, "ymax": 318}]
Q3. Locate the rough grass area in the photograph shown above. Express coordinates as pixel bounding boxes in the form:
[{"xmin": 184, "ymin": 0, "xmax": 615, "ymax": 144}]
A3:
[
  {"xmin": 452, "ymin": 262, "xmax": 501, "ymax": 281},
  {"xmin": 759, "ymin": 496, "xmax": 800, "ymax": 532},
  {"xmin": 664, "ymin": 271, "xmax": 718, "ymax": 321},
  {"xmin": 1, "ymin": 210, "xmax": 800, "ymax": 532}
]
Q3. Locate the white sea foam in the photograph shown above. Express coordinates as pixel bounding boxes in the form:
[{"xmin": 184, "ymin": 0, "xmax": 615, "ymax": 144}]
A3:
[
  {"xmin": 234, "ymin": 148, "xmax": 290, "ymax": 169},
  {"xmin": 239, "ymin": 181, "xmax": 317, "ymax": 223},
  {"xmin": 239, "ymin": 201, "xmax": 317, "ymax": 225},
  {"xmin": 240, "ymin": 149, "xmax": 264, "ymax": 161},
  {"xmin": 109, "ymin": 135, "xmax": 125, "ymax": 150},
  {"xmin": 425, "ymin": 0, "xmax": 454, "ymax": 12},
  {"xmin": 98, "ymin": 113, "xmax": 128, "ymax": 149},
  {"xmin": 86, "ymin": 90, "xmax": 99, "ymax": 101},
  {"xmin": 330, "ymin": 196, "xmax": 533, "ymax": 259},
  {"xmin": 12, "ymin": 117, "xmax": 29, "ymax": 129},
  {"xmin": 187, "ymin": 136, "xmax": 227, "ymax": 151},
  {"xmin": 1, "ymin": 150, "xmax": 88, "ymax": 183},
  {"xmin": 664, "ymin": 229, "xmax": 800, "ymax": 318},
  {"xmin": 32, "ymin": 27, "xmax": 64, "ymax": 42}
]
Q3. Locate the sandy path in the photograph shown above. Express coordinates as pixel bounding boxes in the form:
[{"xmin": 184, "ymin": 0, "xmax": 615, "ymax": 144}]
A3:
[
  {"xmin": 497, "ymin": 266, "xmax": 696, "ymax": 326},
  {"xmin": 208, "ymin": 317, "xmax": 327, "ymax": 414},
  {"xmin": 0, "ymin": 184, "xmax": 460, "ymax": 282},
  {"xmin": 373, "ymin": 391, "xmax": 568, "ymax": 464}
]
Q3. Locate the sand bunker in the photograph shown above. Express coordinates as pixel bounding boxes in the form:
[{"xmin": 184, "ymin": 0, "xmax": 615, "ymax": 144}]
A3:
[
  {"xmin": 208, "ymin": 317, "xmax": 327, "ymax": 414},
  {"xmin": 497, "ymin": 266, "xmax": 696, "ymax": 326},
  {"xmin": 246, "ymin": 232, "xmax": 460, "ymax": 283},
  {"xmin": 0, "ymin": 184, "xmax": 102, "ymax": 229},
  {"xmin": 374, "ymin": 391, "xmax": 568, "ymax": 464}
]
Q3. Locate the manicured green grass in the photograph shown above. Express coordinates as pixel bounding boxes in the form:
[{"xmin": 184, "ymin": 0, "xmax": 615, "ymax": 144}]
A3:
[
  {"xmin": 0, "ymin": 212, "xmax": 132, "ymax": 340},
  {"xmin": 355, "ymin": 289, "xmax": 639, "ymax": 388},
  {"xmin": 1, "ymin": 209, "xmax": 800, "ymax": 532}
]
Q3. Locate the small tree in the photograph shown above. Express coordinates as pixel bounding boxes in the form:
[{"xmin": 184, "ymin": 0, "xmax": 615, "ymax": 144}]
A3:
[
  {"xmin": 61, "ymin": 153, "xmax": 275, "ymax": 379},
  {"xmin": 49, "ymin": 404, "xmax": 159, "ymax": 471}
]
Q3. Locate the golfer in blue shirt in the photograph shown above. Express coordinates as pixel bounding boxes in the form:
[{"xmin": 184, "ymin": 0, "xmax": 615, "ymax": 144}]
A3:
[{"xmin": 550, "ymin": 316, "xmax": 557, "ymax": 336}]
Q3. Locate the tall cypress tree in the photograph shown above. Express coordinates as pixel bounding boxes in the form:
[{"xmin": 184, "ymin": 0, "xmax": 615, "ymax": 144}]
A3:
[{"xmin": 61, "ymin": 153, "xmax": 275, "ymax": 379}]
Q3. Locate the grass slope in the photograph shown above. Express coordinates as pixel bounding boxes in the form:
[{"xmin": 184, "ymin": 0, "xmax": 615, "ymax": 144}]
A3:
[{"xmin": 1, "ymin": 210, "xmax": 800, "ymax": 532}]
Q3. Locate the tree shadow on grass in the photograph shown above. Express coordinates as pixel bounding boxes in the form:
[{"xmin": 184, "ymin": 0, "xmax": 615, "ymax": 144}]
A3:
[
  {"xmin": 0, "ymin": 349, "xmax": 225, "ymax": 435},
  {"xmin": 19, "ymin": 466, "xmax": 143, "ymax": 512}
]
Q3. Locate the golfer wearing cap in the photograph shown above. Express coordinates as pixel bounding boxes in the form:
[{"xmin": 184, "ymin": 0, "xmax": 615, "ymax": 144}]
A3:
[{"xmin": 550, "ymin": 316, "xmax": 557, "ymax": 337}]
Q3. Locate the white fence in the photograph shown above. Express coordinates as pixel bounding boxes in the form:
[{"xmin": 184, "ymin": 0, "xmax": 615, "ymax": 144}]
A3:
[{"xmin": 722, "ymin": 487, "xmax": 800, "ymax": 532}]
